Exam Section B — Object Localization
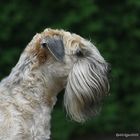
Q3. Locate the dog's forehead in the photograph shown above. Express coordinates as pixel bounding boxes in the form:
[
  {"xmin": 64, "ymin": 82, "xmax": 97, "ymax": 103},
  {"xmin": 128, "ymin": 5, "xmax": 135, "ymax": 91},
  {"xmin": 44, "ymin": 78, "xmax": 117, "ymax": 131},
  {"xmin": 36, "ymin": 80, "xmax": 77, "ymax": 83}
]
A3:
[
  {"xmin": 42, "ymin": 28, "xmax": 86, "ymax": 44},
  {"xmin": 42, "ymin": 28, "xmax": 89, "ymax": 51}
]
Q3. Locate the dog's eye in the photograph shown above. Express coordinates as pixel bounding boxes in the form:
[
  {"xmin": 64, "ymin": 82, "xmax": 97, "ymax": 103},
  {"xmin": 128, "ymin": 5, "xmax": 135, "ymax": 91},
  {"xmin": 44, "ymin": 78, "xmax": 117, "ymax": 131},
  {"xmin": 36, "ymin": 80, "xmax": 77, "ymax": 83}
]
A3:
[{"xmin": 76, "ymin": 49, "xmax": 84, "ymax": 57}]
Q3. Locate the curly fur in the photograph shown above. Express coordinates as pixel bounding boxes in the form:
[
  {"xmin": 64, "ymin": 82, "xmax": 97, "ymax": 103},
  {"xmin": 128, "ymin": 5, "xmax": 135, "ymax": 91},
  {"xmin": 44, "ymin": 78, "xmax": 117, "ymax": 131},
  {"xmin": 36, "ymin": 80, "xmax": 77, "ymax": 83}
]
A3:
[{"xmin": 0, "ymin": 28, "xmax": 110, "ymax": 140}]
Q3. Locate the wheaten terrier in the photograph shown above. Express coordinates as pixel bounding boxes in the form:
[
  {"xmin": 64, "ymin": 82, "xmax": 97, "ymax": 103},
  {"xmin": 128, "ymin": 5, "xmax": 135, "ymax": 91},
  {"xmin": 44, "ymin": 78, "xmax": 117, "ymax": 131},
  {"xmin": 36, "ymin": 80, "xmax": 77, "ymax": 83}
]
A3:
[{"xmin": 0, "ymin": 28, "xmax": 110, "ymax": 140}]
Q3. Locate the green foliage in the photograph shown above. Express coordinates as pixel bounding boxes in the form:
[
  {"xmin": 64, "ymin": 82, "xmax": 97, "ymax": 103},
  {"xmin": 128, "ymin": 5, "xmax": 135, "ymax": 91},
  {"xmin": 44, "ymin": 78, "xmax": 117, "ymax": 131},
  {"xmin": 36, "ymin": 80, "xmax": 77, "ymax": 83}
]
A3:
[{"xmin": 0, "ymin": 0, "xmax": 139, "ymax": 139}]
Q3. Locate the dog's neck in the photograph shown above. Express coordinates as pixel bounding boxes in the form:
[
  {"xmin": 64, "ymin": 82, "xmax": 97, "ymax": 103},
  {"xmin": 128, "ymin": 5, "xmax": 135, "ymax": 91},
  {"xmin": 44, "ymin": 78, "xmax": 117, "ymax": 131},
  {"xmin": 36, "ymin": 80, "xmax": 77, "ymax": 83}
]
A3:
[
  {"xmin": 0, "ymin": 51, "xmax": 64, "ymax": 139},
  {"xmin": 3, "ymin": 50, "xmax": 63, "ymax": 103}
]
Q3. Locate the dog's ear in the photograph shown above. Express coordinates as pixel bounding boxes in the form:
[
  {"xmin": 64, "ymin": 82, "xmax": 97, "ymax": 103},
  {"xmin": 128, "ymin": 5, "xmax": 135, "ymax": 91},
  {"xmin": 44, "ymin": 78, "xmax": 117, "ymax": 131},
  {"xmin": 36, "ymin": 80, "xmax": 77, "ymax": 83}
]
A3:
[{"xmin": 41, "ymin": 36, "xmax": 64, "ymax": 61}]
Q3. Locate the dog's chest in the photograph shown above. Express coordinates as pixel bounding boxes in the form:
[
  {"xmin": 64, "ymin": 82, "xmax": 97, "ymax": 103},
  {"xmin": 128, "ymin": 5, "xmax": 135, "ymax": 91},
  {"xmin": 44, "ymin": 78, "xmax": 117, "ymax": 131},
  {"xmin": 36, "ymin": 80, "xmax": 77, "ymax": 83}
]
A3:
[
  {"xmin": 0, "ymin": 101, "xmax": 52, "ymax": 140},
  {"xmin": 10, "ymin": 100, "xmax": 52, "ymax": 140},
  {"xmin": 29, "ymin": 105, "xmax": 51, "ymax": 139}
]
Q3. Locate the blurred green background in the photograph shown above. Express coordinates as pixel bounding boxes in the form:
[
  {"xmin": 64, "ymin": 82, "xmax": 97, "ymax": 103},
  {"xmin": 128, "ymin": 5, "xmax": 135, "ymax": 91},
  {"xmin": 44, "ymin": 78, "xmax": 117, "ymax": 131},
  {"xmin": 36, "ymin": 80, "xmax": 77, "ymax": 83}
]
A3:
[{"xmin": 0, "ymin": 0, "xmax": 140, "ymax": 140}]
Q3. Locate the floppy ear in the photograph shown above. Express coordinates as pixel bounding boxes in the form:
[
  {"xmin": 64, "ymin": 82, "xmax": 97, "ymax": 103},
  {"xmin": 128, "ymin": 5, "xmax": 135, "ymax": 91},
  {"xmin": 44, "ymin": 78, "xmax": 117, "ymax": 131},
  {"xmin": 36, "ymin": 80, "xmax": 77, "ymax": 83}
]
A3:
[{"xmin": 41, "ymin": 36, "xmax": 65, "ymax": 61}]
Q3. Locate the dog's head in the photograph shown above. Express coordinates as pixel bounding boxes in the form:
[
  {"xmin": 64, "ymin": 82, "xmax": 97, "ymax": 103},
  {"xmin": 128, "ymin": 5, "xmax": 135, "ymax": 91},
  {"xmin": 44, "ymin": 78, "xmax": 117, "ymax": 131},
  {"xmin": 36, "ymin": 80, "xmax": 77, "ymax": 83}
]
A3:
[{"xmin": 29, "ymin": 28, "xmax": 110, "ymax": 122}]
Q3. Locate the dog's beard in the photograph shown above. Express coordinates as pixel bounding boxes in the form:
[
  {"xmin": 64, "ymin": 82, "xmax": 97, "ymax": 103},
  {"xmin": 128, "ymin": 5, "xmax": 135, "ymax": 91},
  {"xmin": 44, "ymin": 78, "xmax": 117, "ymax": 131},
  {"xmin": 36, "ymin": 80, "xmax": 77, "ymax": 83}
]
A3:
[{"xmin": 64, "ymin": 56, "xmax": 109, "ymax": 122}]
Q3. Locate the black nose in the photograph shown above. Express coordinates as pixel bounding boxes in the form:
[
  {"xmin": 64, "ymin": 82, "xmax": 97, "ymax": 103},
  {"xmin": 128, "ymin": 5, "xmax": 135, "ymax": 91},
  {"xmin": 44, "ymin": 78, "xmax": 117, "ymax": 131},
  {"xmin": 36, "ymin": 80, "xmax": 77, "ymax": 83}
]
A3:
[
  {"xmin": 107, "ymin": 64, "xmax": 111, "ymax": 74},
  {"xmin": 106, "ymin": 63, "xmax": 111, "ymax": 79}
]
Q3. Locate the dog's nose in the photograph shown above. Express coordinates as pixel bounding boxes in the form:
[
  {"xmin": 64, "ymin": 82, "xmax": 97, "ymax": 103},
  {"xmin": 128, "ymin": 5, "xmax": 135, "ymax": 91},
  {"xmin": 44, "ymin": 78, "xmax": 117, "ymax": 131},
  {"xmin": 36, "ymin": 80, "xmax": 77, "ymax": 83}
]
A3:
[{"xmin": 107, "ymin": 64, "xmax": 111, "ymax": 74}]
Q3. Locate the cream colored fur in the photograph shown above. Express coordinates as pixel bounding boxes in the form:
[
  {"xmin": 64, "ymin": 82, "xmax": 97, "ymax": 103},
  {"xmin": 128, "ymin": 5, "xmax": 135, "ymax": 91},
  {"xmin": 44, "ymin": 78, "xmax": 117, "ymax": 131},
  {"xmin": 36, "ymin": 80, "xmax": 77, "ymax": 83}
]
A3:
[{"xmin": 0, "ymin": 29, "xmax": 110, "ymax": 140}]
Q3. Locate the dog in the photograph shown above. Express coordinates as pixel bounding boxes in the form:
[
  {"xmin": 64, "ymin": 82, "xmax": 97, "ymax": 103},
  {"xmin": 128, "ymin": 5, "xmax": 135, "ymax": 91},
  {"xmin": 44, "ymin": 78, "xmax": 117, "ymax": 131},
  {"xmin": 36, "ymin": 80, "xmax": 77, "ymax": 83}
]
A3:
[{"xmin": 0, "ymin": 28, "xmax": 110, "ymax": 140}]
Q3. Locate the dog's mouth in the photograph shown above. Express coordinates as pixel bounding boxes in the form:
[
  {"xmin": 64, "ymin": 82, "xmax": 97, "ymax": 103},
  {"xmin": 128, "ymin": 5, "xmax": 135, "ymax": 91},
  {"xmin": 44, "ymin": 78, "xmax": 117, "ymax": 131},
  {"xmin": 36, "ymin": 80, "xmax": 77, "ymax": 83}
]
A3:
[{"xmin": 64, "ymin": 56, "xmax": 110, "ymax": 122}]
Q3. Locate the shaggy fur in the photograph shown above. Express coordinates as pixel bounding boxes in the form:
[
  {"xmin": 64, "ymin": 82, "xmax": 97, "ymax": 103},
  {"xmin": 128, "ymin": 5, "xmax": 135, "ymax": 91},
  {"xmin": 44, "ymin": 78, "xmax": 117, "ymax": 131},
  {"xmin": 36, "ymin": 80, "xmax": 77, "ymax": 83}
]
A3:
[{"xmin": 0, "ymin": 28, "xmax": 110, "ymax": 140}]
